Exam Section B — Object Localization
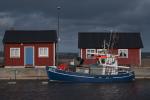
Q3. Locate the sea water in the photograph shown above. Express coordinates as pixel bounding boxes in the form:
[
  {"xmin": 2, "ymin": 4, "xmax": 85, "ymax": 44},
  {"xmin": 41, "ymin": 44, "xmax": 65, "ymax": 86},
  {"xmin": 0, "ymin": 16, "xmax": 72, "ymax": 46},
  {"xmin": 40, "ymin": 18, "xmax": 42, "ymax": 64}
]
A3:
[{"xmin": 0, "ymin": 79, "xmax": 150, "ymax": 100}]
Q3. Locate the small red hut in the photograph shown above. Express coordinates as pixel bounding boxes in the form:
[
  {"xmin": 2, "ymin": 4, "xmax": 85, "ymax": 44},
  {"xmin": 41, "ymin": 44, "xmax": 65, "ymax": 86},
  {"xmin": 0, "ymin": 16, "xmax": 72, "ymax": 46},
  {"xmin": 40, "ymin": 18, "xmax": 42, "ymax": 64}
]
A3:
[
  {"xmin": 78, "ymin": 32, "xmax": 143, "ymax": 66},
  {"xmin": 3, "ymin": 30, "xmax": 57, "ymax": 68}
]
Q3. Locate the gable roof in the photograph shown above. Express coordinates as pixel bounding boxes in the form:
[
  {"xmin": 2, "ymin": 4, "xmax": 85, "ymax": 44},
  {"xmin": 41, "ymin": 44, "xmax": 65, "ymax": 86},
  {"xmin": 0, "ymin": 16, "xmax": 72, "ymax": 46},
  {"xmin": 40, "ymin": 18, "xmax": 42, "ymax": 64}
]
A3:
[
  {"xmin": 3, "ymin": 30, "xmax": 57, "ymax": 43},
  {"xmin": 78, "ymin": 32, "xmax": 143, "ymax": 49}
]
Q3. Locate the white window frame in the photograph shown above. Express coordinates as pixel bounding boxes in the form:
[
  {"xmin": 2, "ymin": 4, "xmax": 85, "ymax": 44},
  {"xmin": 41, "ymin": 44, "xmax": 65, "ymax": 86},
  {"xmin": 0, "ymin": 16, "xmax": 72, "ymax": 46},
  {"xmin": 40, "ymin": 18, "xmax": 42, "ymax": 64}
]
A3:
[
  {"xmin": 38, "ymin": 47, "xmax": 49, "ymax": 57},
  {"xmin": 86, "ymin": 49, "xmax": 96, "ymax": 59},
  {"xmin": 10, "ymin": 48, "xmax": 20, "ymax": 58},
  {"xmin": 97, "ymin": 49, "xmax": 105, "ymax": 54},
  {"xmin": 118, "ymin": 49, "xmax": 128, "ymax": 58}
]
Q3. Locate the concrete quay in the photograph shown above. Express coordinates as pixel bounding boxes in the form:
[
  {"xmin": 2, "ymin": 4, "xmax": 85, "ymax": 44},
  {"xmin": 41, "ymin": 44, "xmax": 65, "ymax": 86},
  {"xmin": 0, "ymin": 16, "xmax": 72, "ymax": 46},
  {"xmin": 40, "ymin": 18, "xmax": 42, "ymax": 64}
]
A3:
[
  {"xmin": 0, "ymin": 68, "xmax": 48, "ymax": 80},
  {"xmin": 132, "ymin": 67, "xmax": 150, "ymax": 79},
  {"xmin": 0, "ymin": 67, "xmax": 150, "ymax": 80}
]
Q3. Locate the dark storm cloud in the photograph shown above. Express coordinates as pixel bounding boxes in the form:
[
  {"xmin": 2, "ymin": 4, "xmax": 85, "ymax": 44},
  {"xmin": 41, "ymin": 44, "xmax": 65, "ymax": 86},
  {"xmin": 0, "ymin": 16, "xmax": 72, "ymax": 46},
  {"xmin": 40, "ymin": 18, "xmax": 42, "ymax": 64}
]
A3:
[
  {"xmin": 0, "ymin": 0, "xmax": 148, "ymax": 25},
  {"xmin": 0, "ymin": 0, "xmax": 150, "ymax": 52},
  {"xmin": 0, "ymin": 0, "xmax": 140, "ymax": 19}
]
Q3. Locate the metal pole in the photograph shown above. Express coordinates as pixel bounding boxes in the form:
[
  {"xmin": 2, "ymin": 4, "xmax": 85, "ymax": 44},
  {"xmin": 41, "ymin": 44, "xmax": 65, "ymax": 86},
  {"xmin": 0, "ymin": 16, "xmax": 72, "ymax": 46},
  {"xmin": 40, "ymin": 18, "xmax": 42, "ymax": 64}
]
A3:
[{"xmin": 56, "ymin": 6, "xmax": 61, "ymax": 66}]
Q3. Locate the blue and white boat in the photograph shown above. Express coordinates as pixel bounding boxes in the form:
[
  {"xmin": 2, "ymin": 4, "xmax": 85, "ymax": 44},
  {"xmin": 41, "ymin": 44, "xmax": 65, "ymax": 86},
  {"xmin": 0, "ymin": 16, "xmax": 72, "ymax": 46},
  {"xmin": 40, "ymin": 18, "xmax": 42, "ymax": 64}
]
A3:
[
  {"xmin": 46, "ymin": 46, "xmax": 135, "ymax": 83},
  {"xmin": 46, "ymin": 66, "xmax": 135, "ymax": 83}
]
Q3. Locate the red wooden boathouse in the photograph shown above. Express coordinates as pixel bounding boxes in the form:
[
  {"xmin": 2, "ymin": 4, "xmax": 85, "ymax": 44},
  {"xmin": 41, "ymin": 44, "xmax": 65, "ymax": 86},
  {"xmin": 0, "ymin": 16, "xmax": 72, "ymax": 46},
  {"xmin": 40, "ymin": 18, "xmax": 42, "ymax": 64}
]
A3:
[
  {"xmin": 3, "ymin": 30, "xmax": 57, "ymax": 68},
  {"xmin": 78, "ymin": 32, "xmax": 143, "ymax": 66}
]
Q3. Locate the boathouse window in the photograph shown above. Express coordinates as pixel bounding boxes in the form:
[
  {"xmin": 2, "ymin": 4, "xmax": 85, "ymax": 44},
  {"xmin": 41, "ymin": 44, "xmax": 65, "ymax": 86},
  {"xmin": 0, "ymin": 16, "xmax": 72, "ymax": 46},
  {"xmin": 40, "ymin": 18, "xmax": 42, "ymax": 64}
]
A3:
[
  {"xmin": 38, "ymin": 47, "xmax": 49, "ymax": 57},
  {"xmin": 118, "ymin": 49, "xmax": 128, "ymax": 58},
  {"xmin": 10, "ymin": 48, "xmax": 20, "ymax": 58},
  {"xmin": 86, "ymin": 49, "xmax": 96, "ymax": 59}
]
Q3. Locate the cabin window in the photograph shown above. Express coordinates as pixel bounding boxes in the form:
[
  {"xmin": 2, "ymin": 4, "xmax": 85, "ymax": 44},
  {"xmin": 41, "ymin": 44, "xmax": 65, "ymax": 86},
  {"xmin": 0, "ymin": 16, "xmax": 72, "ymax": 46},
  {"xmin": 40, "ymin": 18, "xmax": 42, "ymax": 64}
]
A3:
[
  {"xmin": 38, "ymin": 47, "xmax": 49, "ymax": 57},
  {"xmin": 10, "ymin": 48, "xmax": 20, "ymax": 58},
  {"xmin": 118, "ymin": 49, "xmax": 128, "ymax": 58},
  {"xmin": 86, "ymin": 49, "xmax": 96, "ymax": 59},
  {"xmin": 97, "ymin": 49, "xmax": 105, "ymax": 54}
]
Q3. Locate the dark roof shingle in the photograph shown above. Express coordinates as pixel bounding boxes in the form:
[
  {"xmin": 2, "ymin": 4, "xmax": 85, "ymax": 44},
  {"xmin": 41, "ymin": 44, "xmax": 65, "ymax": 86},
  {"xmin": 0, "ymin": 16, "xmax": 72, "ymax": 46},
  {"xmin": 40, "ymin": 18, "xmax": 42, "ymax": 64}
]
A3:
[
  {"xmin": 3, "ymin": 30, "xmax": 57, "ymax": 43},
  {"xmin": 78, "ymin": 32, "xmax": 143, "ymax": 49}
]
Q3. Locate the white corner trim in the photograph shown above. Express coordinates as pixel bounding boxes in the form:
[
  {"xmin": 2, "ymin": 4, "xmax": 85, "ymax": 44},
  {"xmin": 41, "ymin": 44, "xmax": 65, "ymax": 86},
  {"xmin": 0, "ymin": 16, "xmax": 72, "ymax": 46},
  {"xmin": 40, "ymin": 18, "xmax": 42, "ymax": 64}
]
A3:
[
  {"xmin": 53, "ymin": 43, "xmax": 55, "ymax": 66},
  {"xmin": 139, "ymin": 49, "xmax": 141, "ymax": 66},
  {"xmin": 80, "ymin": 49, "xmax": 82, "ymax": 58}
]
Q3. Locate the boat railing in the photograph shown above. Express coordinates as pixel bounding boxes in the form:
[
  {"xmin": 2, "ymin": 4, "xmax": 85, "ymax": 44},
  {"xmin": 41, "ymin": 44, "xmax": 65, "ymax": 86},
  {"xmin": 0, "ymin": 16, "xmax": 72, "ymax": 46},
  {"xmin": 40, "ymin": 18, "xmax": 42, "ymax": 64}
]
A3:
[{"xmin": 75, "ymin": 66, "xmax": 131, "ymax": 75}]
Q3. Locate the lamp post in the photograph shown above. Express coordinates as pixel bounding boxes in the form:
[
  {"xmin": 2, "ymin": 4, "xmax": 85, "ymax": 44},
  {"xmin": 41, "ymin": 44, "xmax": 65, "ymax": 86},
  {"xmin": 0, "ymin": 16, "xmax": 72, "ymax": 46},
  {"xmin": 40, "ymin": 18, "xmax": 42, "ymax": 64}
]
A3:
[{"xmin": 56, "ymin": 6, "xmax": 61, "ymax": 66}]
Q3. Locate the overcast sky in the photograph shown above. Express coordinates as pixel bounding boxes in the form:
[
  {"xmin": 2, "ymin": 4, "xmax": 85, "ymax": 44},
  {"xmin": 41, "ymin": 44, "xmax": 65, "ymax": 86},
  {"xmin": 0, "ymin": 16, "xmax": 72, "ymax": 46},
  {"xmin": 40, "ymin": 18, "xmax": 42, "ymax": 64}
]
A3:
[{"xmin": 0, "ymin": 0, "xmax": 150, "ymax": 52}]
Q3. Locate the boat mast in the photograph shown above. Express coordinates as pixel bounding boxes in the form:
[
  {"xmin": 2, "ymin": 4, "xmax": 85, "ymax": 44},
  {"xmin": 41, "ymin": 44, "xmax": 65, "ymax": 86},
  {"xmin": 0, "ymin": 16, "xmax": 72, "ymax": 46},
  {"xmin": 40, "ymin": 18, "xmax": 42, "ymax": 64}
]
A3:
[
  {"xmin": 108, "ymin": 30, "xmax": 113, "ymax": 52},
  {"xmin": 104, "ymin": 39, "xmax": 106, "ymax": 50}
]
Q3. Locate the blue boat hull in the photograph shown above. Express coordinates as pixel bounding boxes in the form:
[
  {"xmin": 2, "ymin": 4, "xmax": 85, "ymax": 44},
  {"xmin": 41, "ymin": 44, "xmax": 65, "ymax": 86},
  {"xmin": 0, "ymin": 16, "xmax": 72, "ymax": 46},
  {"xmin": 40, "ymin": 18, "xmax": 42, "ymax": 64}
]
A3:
[{"xmin": 46, "ymin": 67, "xmax": 135, "ymax": 83}]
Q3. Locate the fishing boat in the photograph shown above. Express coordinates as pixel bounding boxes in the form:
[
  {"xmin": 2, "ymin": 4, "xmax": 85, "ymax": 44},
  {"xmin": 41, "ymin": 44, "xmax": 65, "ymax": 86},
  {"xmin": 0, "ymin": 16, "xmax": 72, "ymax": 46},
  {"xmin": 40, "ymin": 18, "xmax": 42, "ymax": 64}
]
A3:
[
  {"xmin": 46, "ymin": 66, "xmax": 135, "ymax": 83},
  {"xmin": 46, "ymin": 39, "xmax": 135, "ymax": 83}
]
